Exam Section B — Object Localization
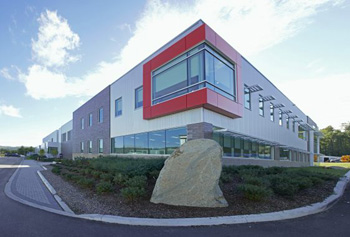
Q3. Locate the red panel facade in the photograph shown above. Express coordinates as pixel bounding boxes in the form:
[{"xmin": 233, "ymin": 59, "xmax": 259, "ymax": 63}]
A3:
[{"xmin": 143, "ymin": 22, "xmax": 243, "ymax": 120}]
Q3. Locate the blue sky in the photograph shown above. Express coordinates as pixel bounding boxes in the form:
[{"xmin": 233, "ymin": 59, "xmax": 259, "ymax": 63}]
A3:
[{"xmin": 0, "ymin": 0, "xmax": 349, "ymax": 146}]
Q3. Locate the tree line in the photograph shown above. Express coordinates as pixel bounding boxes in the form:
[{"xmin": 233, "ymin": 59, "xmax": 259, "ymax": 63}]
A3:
[
  {"xmin": 320, "ymin": 123, "xmax": 350, "ymax": 156},
  {"xmin": 0, "ymin": 146, "xmax": 35, "ymax": 156}
]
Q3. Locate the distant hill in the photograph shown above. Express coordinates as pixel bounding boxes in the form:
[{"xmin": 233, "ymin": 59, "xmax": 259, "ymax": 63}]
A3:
[{"xmin": 0, "ymin": 146, "xmax": 19, "ymax": 151}]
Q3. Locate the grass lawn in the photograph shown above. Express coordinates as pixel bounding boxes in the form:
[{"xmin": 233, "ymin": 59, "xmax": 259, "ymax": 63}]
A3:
[{"xmin": 314, "ymin": 162, "xmax": 350, "ymax": 170}]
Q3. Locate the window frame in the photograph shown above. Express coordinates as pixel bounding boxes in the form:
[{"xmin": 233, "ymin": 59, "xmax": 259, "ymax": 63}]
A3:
[
  {"xmin": 259, "ymin": 97, "xmax": 264, "ymax": 117},
  {"xmin": 279, "ymin": 110, "xmax": 283, "ymax": 126},
  {"xmin": 244, "ymin": 86, "xmax": 251, "ymax": 110},
  {"xmin": 98, "ymin": 139, "xmax": 103, "ymax": 153},
  {"xmin": 115, "ymin": 97, "xmax": 122, "ymax": 117},
  {"xmin": 98, "ymin": 107, "xmax": 103, "ymax": 123},
  {"xmin": 81, "ymin": 118, "xmax": 85, "ymax": 130},
  {"xmin": 270, "ymin": 103, "xmax": 274, "ymax": 121},
  {"xmin": 88, "ymin": 140, "xmax": 92, "ymax": 153},
  {"xmin": 135, "ymin": 86, "xmax": 143, "ymax": 109},
  {"xmin": 89, "ymin": 113, "xmax": 93, "ymax": 127}
]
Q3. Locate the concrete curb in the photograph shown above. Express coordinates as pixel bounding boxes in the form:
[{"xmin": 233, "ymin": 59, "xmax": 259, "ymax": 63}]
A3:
[
  {"xmin": 37, "ymin": 170, "xmax": 74, "ymax": 214},
  {"xmin": 4, "ymin": 162, "xmax": 350, "ymax": 227}
]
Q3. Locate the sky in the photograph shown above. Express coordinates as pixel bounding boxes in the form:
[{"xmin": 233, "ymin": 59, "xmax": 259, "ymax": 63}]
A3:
[{"xmin": 0, "ymin": 0, "xmax": 349, "ymax": 147}]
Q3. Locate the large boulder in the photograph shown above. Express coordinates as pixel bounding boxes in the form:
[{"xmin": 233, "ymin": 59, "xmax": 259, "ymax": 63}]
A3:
[{"xmin": 150, "ymin": 139, "xmax": 228, "ymax": 208}]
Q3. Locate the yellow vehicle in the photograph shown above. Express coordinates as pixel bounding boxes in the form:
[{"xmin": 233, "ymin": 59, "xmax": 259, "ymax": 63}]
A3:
[{"xmin": 341, "ymin": 155, "xmax": 350, "ymax": 162}]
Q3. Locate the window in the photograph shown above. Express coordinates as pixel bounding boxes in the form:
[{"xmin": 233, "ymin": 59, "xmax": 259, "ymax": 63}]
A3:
[
  {"xmin": 81, "ymin": 118, "xmax": 84, "ymax": 129},
  {"xmin": 286, "ymin": 117, "xmax": 290, "ymax": 129},
  {"xmin": 259, "ymin": 97, "xmax": 264, "ymax": 116},
  {"xmin": 67, "ymin": 131, "xmax": 71, "ymax": 141},
  {"xmin": 149, "ymin": 130, "xmax": 166, "ymax": 154},
  {"xmin": 270, "ymin": 103, "xmax": 274, "ymax": 121},
  {"xmin": 89, "ymin": 113, "xmax": 93, "ymax": 126},
  {"xmin": 88, "ymin": 141, "xmax": 92, "ymax": 153},
  {"xmin": 244, "ymin": 86, "xmax": 251, "ymax": 109},
  {"xmin": 111, "ymin": 136, "xmax": 123, "ymax": 153},
  {"xmin": 98, "ymin": 139, "xmax": 103, "ymax": 153},
  {"xmin": 61, "ymin": 133, "xmax": 66, "ymax": 142},
  {"xmin": 124, "ymin": 135, "xmax": 135, "ymax": 154},
  {"xmin": 80, "ymin": 142, "xmax": 84, "ymax": 153},
  {"xmin": 152, "ymin": 43, "xmax": 235, "ymax": 105},
  {"xmin": 98, "ymin": 108, "xmax": 103, "ymax": 123},
  {"xmin": 165, "ymin": 127, "xmax": 187, "ymax": 154},
  {"xmin": 115, "ymin": 97, "xmax": 122, "ymax": 117},
  {"xmin": 279, "ymin": 110, "xmax": 283, "ymax": 126},
  {"xmin": 135, "ymin": 132, "xmax": 148, "ymax": 154},
  {"xmin": 292, "ymin": 121, "xmax": 296, "ymax": 132},
  {"xmin": 135, "ymin": 86, "xmax": 143, "ymax": 109}
]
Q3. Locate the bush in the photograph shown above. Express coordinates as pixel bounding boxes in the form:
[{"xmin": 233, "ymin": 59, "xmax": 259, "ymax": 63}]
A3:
[
  {"xmin": 91, "ymin": 170, "xmax": 102, "ymax": 179},
  {"xmin": 265, "ymin": 167, "xmax": 285, "ymax": 175},
  {"xmin": 238, "ymin": 166, "xmax": 265, "ymax": 177},
  {"xmin": 96, "ymin": 181, "xmax": 113, "ymax": 194},
  {"xmin": 121, "ymin": 187, "xmax": 146, "ymax": 201},
  {"xmin": 113, "ymin": 173, "xmax": 128, "ymax": 186},
  {"xmin": 222, "ymin": 166, "xmax": 239, "ymax": 175},
  {"xmin": 124, "ymin": 175, "xmax": 147, "ymax": 189},
  {"xmin": 242, "ymin": 175, "xmax": 265, "ymax": 186},
  {"xmin": 148, "ymin": 169, "xmax": 160, "ymax": 179},
  {"xmin": 100, "ymin": 173, "xmax": 114, "ymax": 182},
  {"xmin": 220, "ymin": 172, "xmax": 233, "ymax": 183},
  {"xmin": 269, "ymin": 175, "xmax": 299, "ymax": 197},
  {"xmin": 77, "ymin": 177, "xmax": 94, "ymax": 188},
  {"xmin": 238, "ymin": 184, "xmax": 272, "ymax": 201},
  {"xmin": 52, "ymin": 166, "xmax": 61, "ymax": 175}
]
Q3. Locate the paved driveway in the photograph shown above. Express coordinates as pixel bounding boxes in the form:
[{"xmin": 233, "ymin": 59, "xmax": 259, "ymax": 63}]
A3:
[{"xmin": 0, "ymin": 157, "xmax": 350, "ymax": 237}]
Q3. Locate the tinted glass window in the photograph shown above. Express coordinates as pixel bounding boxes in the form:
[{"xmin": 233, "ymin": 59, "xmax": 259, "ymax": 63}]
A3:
[
  {"xmin": 259, "ymin": 97, "xmax": 264, "ymax": 116},
  {"xmin": 166, "ymin": 127, "xmax": 187, "ymax": 154},
  {"xmin": 135, "ymin": 87, "xmax": 143, "ymax": 109},
  {"xmin": 99, "ymin": 139, "xmax": 103, "ymax": 153},
  {"xmin": 115, "ymin": 98, "xmax": 122, "ymax": 117},
  {"xmin": 99, "ymin": 108, "xmax": 103, "ymax": 123},
  {"xmin": 112, "ymin": 137, "xmax": 123, "ymax": 153},
  {"xmin": 135, "ymin": 132, "xmax": 148, "ymax": 154},
  {"xmin": 89, "ymin": 113, "xmax": 92, "ymax": 126},
  {"xmin": 124, "ymin": 135, "xmax": 135, "ymax": 153},
  {"xmin": 149, "ymin": 130, "xmax": 165, "ymax": 154},
  {"xmin": 244, "ymin": 87, "xmax": 251, "ymax": 109}
]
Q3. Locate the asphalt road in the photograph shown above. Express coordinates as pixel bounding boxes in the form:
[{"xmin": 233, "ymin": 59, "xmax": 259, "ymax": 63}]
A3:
[{"xmin": 1, "ymin": 157, "xmax": 350, "ymax": 237}]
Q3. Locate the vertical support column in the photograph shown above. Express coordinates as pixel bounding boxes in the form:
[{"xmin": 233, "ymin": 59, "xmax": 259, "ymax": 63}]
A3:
[
  {"xmin": 309, "ymin": 130, "xmax": 315, "ymax": 166},
  {"xmin": 316, "ymin": 136, "xmax": 321, "ymax": 163},
  {"xmin": 274, "ymin": 146, "xmax": 280, "ymax": 161},
  {"xmin": 186, "ymin": 122, "xmax": 213, "ymax": 141}
]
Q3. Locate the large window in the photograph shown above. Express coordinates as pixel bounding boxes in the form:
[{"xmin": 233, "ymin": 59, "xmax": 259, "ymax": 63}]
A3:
[
  {"xmin": 270, "ymin": 103, "xmax": 274, "ymax": 121},
  {"xmin": 80, "ymin": 142, "xmax": 84, "ymax": 153},
  {"xmin": 89, "ymin": 113, "xmax": 93, "ymax": 127},
  {"xmin": 135, "ymin": 86, "xmax": 143, "ymax": 109},
  {"xmin": 152, "ymin": 44, "xmax": 235, "ymax": 105},
  {"xmin": 166, "ymin": 127, "xmax": 187, "ymax": 154},
  {"xmin": 98, "ymin": 139, "xmax": 103, "ymax": 153},
  {"xmin": 115, "ymin": 97, "xmax": 122, "ymax": 117},
  {"xmin": 259, "ymin": 97, "xmax": 264, "ymax": 117},
  {"xmin": 98, "ymin": 108, "xmax": 103, "ymax": 123},
  {"xmin": 111, "ymin": 127, "xmax": 187, "ymax": 155},
  {"xmin": 244, "ymin": 86, "xmax": 251, "ymax": 109},
  {"xmin": 286, "ymin": 117, "xmax": 289, "ymax": 129}
]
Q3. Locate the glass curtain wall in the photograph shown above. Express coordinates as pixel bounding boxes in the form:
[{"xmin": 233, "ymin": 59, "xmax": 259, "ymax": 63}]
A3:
[{"xmin": 152, "ymin": 43, "xmax": 236, "ymax": 105}]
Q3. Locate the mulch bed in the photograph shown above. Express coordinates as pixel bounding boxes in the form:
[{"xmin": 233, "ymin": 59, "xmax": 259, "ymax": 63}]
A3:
[{"xmin": 41, "ymin": 166, "xmax": 338, "ymax": 218}]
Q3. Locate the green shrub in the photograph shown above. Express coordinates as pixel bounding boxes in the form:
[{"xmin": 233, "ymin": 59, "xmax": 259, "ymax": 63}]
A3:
[
  {"xmin": 269, "ymin": 175, "xmax": 299, "ymax": 197},
  {"xmin": 265, "ymin": 167, "xmax": 285, "ymax": 175},
  {"xmin": 121, "ymin": 187, "xmax": 146, "ymax": 201},
  {"xmin": 124, "ymin": 175, "xmax": 147, "ymax": 189},
  {"xmin": 100, "ymin": 173, "xmax": 114, "ymax": 182},
  {"xmin": 113, "ymin": 173, "xmax": 128, "ymax": 186},
  {"xmin": 238, "ymin": 166, "xmax": 265, "ymax": 177},
  {"xmin": 238, "ymin": 184, "xmax": 272, "ymax": 201},
  {"xmin": 52, "ymin": 166, "xmax": 61, "ymax": 175},
  {"xmin": 242, "ymin": 175, "xmax": 265, "ymax": 186},
  {"xmin": 77, "ymin": 177, "xmax": 94, "ymax": 188},
  {"xmin": 96, "ymin": 181, "xmax": 113, "ymax": 194},
  {"xmin": 63, "ymin": 173, "xmax": 73, "ymax": 180},
  {"xmin": 91, "ymin": 170, "xmax": 102, "ymax": 179},
  {"xmin": 222, "ymin": 166, "xmax": 239, "ymax": 175},
  {"xmin": 220, "ymin": 172, "xmax": 233, "ymax": 183},
  {"xmin": 148, "ymin": 169, "xmax": 160, "ymax": 179},
  {"xmin": 293, "ymin": 177, "xmax": 313, "ymax": 190}
]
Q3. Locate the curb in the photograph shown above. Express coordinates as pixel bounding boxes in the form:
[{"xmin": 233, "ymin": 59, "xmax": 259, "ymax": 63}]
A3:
[
  {"xmin": 37, "ymin": 170, "xmax": 74, "ymax": 214},
  {"xmin": 5, "ymin": 162, "xmax": 350, "ymax": 227}
]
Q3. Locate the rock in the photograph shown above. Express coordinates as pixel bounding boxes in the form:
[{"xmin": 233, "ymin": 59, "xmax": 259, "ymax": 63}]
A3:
[{"xmin": 150, "ymin": 139, "xmax": 228, "ymax": 208}]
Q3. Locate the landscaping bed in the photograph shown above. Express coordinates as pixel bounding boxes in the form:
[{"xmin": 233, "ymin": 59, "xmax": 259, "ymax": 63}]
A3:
[{"xmin": 41, "ymin": 157, "xmax": 348, "ymax": 218}]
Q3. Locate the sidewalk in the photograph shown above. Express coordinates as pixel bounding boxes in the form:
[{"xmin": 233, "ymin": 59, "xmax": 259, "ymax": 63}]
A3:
[{"xmin": 6, "ymin": 159, "xmax": 62, "ymax": 211}]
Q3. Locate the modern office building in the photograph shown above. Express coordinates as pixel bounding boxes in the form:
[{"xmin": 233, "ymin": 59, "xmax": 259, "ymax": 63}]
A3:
[{"xmin": 46, "ymin": 20, "xmax": 322, "ymax": 167}]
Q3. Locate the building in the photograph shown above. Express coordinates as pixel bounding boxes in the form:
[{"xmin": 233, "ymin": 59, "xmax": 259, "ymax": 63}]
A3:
[
  {"xmin": 40, "ymin": 120, "xmax": 72, "ymax": 158},
  {"xmin": 46, "ymin": 20, "xmax": 322, "ymax": 167}
]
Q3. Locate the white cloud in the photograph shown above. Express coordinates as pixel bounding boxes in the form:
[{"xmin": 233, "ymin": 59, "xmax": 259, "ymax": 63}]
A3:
[
  {"xmin": 0, "ymin": 65, "xmax": 21, "ymax": 80},
  {"xmin": 19, "ymin": 1, "xmax": 344, "ymax": 100},
  {"xmin": 276, "ymin": 73, "xmax": 350, "ymax": 129},
  {"xmin": 0, "ymin": 105, "xmax": 22, "ymax": 118},
  {"xmin": 32, "ymin": 10, "xmax": 80, "ymax": 68}
]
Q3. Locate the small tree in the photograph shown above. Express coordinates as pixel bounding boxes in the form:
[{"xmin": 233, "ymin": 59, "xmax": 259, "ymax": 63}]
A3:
[
  {"xmin": 51, "ymin": 148, "xmax": 58, "ymax": 158},
  {"xmin": 39, "ymin": 149, "xmax": 45, "ymax": 159}
]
